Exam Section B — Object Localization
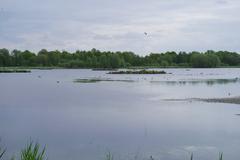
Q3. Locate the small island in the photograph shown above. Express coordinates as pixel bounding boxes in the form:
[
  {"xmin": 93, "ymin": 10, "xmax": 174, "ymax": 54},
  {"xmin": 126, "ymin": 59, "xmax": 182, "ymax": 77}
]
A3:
[
  {"xmin": 92, "ymin": 68, "xmax": 118, "ymax": 71},
  {"xmin": 0, "ymin": 68, "xmax": 31, "ymax": 73},
  {"xmin": 108, "ymin": 69, "xmax": 167, "ymax": 74},
  {"xmin": 74, "ymin": 78, "xmax": 135, "ymax": 83}
]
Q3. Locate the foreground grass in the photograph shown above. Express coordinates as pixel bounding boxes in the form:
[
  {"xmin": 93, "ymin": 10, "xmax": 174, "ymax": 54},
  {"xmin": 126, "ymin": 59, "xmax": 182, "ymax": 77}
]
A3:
[
  {"xmin": 0, "ymin": 142, "xmax": 225, "ymax": 160},
  {"xmin": 21, "ymin": 143, "xmax": 46, "ymax": 160},
  {"xmin": 0, "ymin": 147, "xmax": 6, "ymax": 159},
  {"xmin": 1, "ymin": 142, "xmax": 46, "ymax": 160}
]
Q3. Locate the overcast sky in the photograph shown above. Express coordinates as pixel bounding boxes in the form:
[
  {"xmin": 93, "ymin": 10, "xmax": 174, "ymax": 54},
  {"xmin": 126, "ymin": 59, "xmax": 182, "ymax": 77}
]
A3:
[{"xmin": 0, "ymin": 0, "xmax": 240, "ymax": 55}]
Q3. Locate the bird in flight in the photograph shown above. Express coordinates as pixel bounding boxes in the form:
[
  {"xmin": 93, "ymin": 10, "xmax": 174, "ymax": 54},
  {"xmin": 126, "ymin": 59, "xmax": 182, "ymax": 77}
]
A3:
[{"xmin": 144, "ymin": 32, "xmax": 148, "ymax": 36}]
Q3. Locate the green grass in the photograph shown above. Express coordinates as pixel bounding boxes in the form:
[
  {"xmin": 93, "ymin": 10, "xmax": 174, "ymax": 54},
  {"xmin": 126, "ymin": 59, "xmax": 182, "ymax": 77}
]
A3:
[{"xmin": 20, "ymin": 142, "xmax": 46, "ymax": 160}]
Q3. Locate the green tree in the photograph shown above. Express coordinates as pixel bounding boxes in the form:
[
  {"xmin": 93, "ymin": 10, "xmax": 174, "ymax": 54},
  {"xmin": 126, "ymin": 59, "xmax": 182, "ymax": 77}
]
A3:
[{"xmin": 0, "ymin": 48, "xmax": 11, "ymax": 66}]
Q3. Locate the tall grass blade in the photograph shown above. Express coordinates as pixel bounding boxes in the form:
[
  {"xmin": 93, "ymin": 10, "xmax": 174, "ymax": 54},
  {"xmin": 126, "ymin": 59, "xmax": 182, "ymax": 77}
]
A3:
[
  {"xmin": 21, "ymin": 142, "xmax": 46, "ymax": 160},
  {"xmin": 0, "ymin": 149, "xmax": 5, "ymax": 159},
  {"xmin": 105, "ymin": 152, "xmax": 113, "ymax": 160},
  {"xmin": 219, "ymin": 152, "xmax": 223, "ymax": 160},
  {"xmin": 0, "ymin": 145, "xmax": 6, "ymax": 160},
  {"xmin": 150, "ymin": 155, "xmax": 154, "ymax": 160}
]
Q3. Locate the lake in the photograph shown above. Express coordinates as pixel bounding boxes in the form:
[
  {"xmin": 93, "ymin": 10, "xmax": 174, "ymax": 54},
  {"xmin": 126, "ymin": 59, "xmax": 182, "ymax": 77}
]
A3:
[{"xmin": 0, "ymin": 68, "xmax": 240, "ymax": 160}]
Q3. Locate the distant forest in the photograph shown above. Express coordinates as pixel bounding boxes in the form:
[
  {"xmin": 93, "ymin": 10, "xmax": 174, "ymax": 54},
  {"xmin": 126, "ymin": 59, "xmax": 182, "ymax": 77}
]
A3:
[{"xmin": 0, "ymin": 48, "xmax": 240, "ymax": 68}]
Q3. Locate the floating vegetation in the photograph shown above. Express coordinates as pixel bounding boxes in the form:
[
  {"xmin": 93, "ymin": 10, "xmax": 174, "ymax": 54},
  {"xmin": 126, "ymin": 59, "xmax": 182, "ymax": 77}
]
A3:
[
  {"xmin": 108, "ymin": 70, "xmax": 167, "ymax": 74},
  {"xmin": 151, "ymin": 78, "xmax": 240, "ymax": 86},
  {"xmin": 92, "ymin": 68, "xmax": 118, "ymax": 71},
  {"xmin": 200, "ymin": 97, "xmax": 240, "ymax": 105},
  {"xmin": 0, "ymin": 68, "xmax": 31, "ymax": 73},
  {"xmin": 165, "ymin": 97, "xmax": 240, "ymax": 105},
  {"xmin": 74, "ymin": 78, "xmax": 102, "ymax": 83},
  {"xmin": 74, "ymin": 78, "xmax": 135, "ymax": 83}
]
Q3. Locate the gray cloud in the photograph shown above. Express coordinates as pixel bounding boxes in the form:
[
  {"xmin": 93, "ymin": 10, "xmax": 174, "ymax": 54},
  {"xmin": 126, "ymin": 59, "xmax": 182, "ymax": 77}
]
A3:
[{"xmin": 0, "ymin": 0, "xmax": 240, "ymax": 55}]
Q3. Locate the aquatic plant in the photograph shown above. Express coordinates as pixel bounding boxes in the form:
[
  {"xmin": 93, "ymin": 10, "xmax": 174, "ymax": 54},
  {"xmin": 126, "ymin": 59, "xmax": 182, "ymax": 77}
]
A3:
[
  {"xmin": 74, "ymin": 78, "xmax": 102, "ymax": 83},
  {"xmin": 105, "ymin": 152, "xmax": 113, "ymax": 160},
  {"xmin": 219, "ymin": 152, "xmax": 223, "ymax": 160},
  {"xmin": 0, "ymin": 140, "xmax": 6, "ymax": 160},
  {"xmin": 0, "ymin": 68, "xmax": 31, "ymax": 73},
  {"xmin": 108, "ymin": 70, "xmax": 167, "ymax": 74},
  {"xmin": 0, "ymin": 140, "xmax": 228, "ymax": 160},
  {"xmin": 21, "ymin": 142, "xmax": 46, "ymax": 160},
  {"xmin": 190, "ymin": 153, "xmax": 193, "ymax": 160},
  {"xmin": 74, "ymin": 78, "xmax": 135, "ymax": 83},
  {"xmin": 0, "ymin": 148, "xmax": 5, "ymax": 160}
]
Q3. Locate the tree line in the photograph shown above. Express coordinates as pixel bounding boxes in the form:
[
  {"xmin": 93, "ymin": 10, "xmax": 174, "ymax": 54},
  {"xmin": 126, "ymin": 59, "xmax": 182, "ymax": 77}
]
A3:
[{"xmin": 0, "ymin": 48, "xmax": 240, "ymax": 68}]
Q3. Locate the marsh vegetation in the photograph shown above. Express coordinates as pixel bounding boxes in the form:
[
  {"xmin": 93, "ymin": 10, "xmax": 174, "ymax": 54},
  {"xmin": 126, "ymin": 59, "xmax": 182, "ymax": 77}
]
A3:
[
  {"xmin": 0, "ymin": 142, "xmax": 46, "ymax": 160},
  {"xmin": 0, "ymin": 68, "xmax": 30, "ymax": 73},
  {"xmin": 108, "ymin": 70, "xmax": 167, "ymax": 74},
  {"xmin": 150, "ymin": 78, "xmax": 240, "ymax": 86},
  {"xmin": 0, "ymin": 141, "xmax": 225, "ymax": 160},
  {"xmin": 74, "ymin": 78, "xmax": 135, "ymax": 83}
]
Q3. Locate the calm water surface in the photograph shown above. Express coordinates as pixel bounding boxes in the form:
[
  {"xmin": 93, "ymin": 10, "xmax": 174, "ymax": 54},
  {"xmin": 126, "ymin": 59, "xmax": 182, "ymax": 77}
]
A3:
[{"xmin": 0, "ymin": 68, "xmax": 240, "ymax": 160}]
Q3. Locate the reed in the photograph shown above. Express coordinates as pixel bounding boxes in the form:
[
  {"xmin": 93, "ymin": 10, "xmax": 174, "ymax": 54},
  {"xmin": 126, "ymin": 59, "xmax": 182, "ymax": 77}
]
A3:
[
  {"xmin": 0, "ymin": 140, "xmax": 6, "ymax": 160},
  {"xmin": 219, "ymin": 152, "xmax": 223, "ymax": 160},
  {"xmin": 105, "ymin": 152, "xmax": 114, "ymax": 160},
  {"xmin": 0, "ymin": 148, "xmax": 5, "ymax": 160},
  {"xmin": 0, "ymin": 140, "xmax": 227, "ymax": 160},
  {"xmin": 190, "ymin": 153, "xmax": 193, "ymax": 160},
  {"xmin": 20, "ymin": 142, "xmax": 46, "ymax": 160}
]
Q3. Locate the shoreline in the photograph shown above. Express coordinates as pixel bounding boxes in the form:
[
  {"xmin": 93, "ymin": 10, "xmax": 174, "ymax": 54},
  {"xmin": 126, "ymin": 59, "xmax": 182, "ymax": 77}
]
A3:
[{"xmin": 1, "ymin": 66, "xmax": 240, "ymax": 70}]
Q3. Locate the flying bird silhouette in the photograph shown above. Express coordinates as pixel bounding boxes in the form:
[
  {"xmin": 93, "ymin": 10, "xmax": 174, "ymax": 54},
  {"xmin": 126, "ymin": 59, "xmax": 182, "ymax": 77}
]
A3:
[{"xmin": 144, "ymin": 32, "xmax": 148, "ymax": 36}]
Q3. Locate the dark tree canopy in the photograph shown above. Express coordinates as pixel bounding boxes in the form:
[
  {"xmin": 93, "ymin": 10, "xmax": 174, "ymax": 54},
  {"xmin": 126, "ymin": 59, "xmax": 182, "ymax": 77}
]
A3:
[{"xmin": 0, "ymin": 48, "xmax": 240, "ymax": 68}]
